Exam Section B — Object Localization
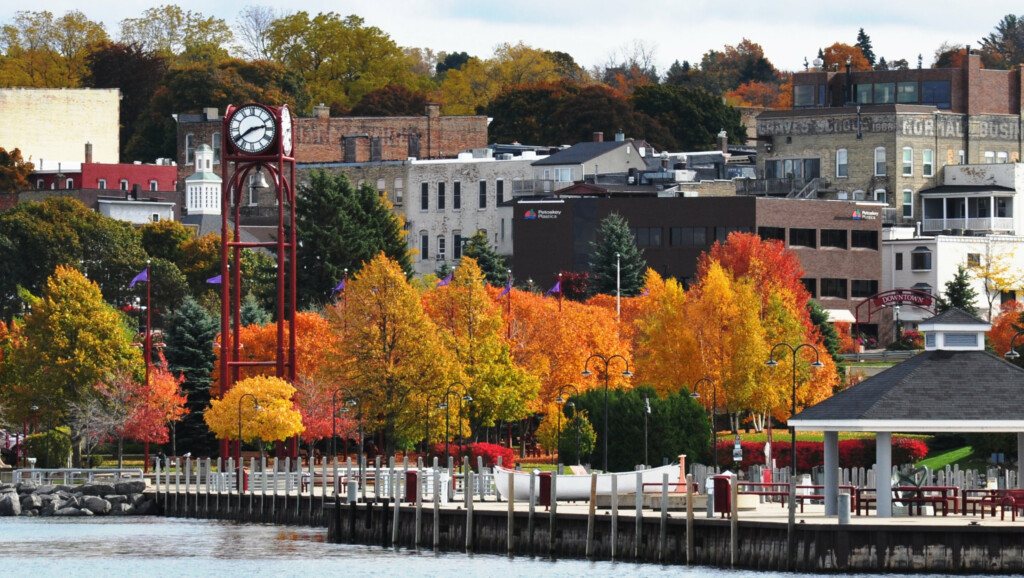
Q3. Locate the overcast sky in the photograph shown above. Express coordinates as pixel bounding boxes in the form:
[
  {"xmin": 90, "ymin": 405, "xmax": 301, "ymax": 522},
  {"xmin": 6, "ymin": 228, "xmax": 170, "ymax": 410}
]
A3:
[{"xmin": 1, "ymin": 1, "xmax": 1013, "ymax": 74}]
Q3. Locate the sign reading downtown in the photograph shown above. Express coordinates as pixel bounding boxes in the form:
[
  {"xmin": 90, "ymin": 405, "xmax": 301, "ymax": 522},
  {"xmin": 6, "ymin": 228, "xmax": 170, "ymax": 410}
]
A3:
[
  {"xmin": 524, "ymin": 209, "xmax": 561, "ymax": 220},
  {"xmin": 872, "ymin": 290, "xmax": 933, "ymax": 308}
]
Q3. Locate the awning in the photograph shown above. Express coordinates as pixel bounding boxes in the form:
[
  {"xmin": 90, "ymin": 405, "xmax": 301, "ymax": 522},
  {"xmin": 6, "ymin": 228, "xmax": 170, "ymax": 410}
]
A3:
[{"xmin": 825, "ymin": 309, "xmax": 856, "ymax": 323}]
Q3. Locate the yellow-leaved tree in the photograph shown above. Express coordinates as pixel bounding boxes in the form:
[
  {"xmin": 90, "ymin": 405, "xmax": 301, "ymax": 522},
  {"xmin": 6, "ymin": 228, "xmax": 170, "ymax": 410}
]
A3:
[
  {"xmin": 203, "ymin": 375, "xmax": 304, "ymax": 444},
  {"xmin": 633, "ymin": 270, "xmax": 697, "ymax": 398}
]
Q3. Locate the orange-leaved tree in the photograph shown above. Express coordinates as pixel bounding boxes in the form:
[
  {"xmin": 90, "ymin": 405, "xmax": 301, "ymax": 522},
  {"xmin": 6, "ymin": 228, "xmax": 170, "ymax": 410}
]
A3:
[
  {"xmin": 988, "ymin": 300, "xmax": 1024, "ymax": 359},
  {"xmin": 122, "ymin": 350, "xmax": 188, "ymax": 446}
]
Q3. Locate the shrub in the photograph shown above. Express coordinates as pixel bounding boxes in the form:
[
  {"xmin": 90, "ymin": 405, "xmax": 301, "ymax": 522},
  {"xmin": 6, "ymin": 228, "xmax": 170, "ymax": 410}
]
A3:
[
  {"xmin": 431, "ymin": 441, "xmax": 515, "ymax": 468},
  {"xmin": 718, "ymin": 437, "xmax": 929, "ymax": 470}
]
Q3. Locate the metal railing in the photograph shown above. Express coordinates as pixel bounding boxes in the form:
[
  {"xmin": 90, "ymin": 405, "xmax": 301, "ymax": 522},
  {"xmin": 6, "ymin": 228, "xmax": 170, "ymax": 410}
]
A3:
[{"xmin": 13, "ymin": 468, "xmax": 145, "ymax": 485}]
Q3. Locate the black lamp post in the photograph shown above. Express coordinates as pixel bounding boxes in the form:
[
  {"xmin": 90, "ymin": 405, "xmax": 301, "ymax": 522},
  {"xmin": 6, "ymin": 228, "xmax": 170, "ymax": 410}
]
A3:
[
  {"xmin": 330, "ymin": 387, "xmax": 356, "ymax": 460},
  {"xmin": 689, "ymin": 377, "xmax": 718, "ymax": 471},
  {"xmin": 765, "ymin": 343, "xmax": 825, "ymax": 476},
  {"xmin": 439, "ymin": 382, "xmax": 472, "ymax": 465},
  {"xmin": 424, "ymin": 394, "xmax": 435, "ymax": 460},
  {"xmin": 557, "ymin": 384, "xmax": 581, "ymax": 466},
  {"xmin": 1004, "ymin": 330, "xmax": 1024, "ymax": 361},
  {"xmin": 237, "ymin": 393, "xmax": 261, "ymax": 494},
  {"xmin": 582, "ymin": 354, "xmax": 632, "ymax": 472}
]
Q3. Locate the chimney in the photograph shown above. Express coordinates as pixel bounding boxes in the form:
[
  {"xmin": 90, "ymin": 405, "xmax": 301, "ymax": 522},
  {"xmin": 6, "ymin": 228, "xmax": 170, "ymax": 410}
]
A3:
[
  {"xmin": 426, "ymin": 103, "xmax": 441, "ymax": 118},
  {"xmin": 593, "ymin": 131, "xmax": 604, "ymax": 142},
  {"xmin": 717, "ymin": 129, "xmax": 728, "ymax": 154},
  {"xmin": 84, "ymin": 142, "xmax": 92, "ymax": 164},
  {"xmin": 313, "ymin": 103, "xmax": 330, "ymax": 119},
  {"xmin": 614, "ymin": 130, "xmax": 625, "ymax": 142},
  {"xmin": 204, "ymin": 107, "xmax": 218, "ymax": 121}
]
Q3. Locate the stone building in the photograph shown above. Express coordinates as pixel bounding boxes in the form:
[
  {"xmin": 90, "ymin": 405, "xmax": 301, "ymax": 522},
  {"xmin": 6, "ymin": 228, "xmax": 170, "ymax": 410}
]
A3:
[{"xmin": 755, "ymin": 51, "xmax": 1023, "ymax": 229}]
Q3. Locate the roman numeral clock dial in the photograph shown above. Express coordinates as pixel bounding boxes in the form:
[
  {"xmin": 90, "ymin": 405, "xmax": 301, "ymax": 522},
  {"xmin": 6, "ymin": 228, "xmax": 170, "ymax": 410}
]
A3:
[{"xmin": 228, "ymin": 104, "xmax": 277, "ymax": 155}]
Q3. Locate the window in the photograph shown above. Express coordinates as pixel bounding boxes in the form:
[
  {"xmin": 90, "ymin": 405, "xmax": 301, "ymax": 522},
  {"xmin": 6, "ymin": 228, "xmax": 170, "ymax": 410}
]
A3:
[
  {"xmin": 945, "ymin": 333, "xmax": 979, "ymax": 347},
  {"xmin": 897, "ymin": 82, "xmax": 918, "ymax": 103},
  {"xmin": 376, "ymin": 179, "xmax": 386, "ymax": 191},
  {"xmin": 36, "ymin": 179, "xmax": 43, "ymax": 189},
  {"xmin": 150, "ymin": 180, "xmax": 159, "ymax": 191},
  {"xmin": 820, "ymin": 278, "xmax": 848, "ymax": 299},
  {"xmin": 185, "ymin": 134, "xmax": 195, "ymax": 164},
  {"xmin": 453, "ymin": 181, "xmax": 461, "ymax": 210},
  {"xmin": 554, "ymin": 168, "xmax": 573, "ymax": 182},
  {"xmin": 958, "ymin": 150, "xmax": 966, "ymax": 164},
  {"xmin": 851, "ymin": 280, "xmax": 878, "ymax": 298},
  {"xmin": 212, "ymin": 133, "xmax": 221, "ymax": 164},
  {"xmin": 419, "ymin": 232, "xmax": 429, "ymax": 260},
  {"xmin": 793, "ymin": 85, "xmax": 814, "ymax": 108},
  {"xmin": 874, "ymin": 147, "xmax": 886, "ymax": 176},
  {"xmin": 395, "ymin": 178, "xmax": 404, "ymax": 205},
  {"xmin": 151, "ymin": 214, "xmax": 160, "ymax": 223},
  {"xmin": 670, "ymin": 227, "xmax": 707, "ymax": 247},
  {"xmin": 856, "ymin": 84, "xmax": 872, "ymax": 104},
  {"xmin": 714, "ymin": 226, "xmax": 750, "ymax": 243},
  {"xmin": 633, "ymin": 227, "xmax": 662, "ymax": 247},
  {"xmin": 120, "ymin": 179, "xmax": 129, "ymax": 190},
  {"xmin": 874, "ymin": 83, "xmax": 895, "ymax": 104},
  {"xmin": 437, "ymin": 237, "xmax": 446, "ymax": 261},
  {"xmin": 851, "ymin": 230, "xmax": 878, "ymax": 250},
  {"xmin": 789, "ymin": 228, "xmax": 817, "ymax": 248},
  {"xmin": 895, "ymin": 253, "xmax": 904, "ymax": 270},
  {"xmin": 922, "ymin": 149, "xmax": 934, "ymax": 177},
  {"xmin": 836, "ymin": 149, "xmax": 848, "ymax": 178},
  {"xmin": 984, "ymin": 151, "xmax": 995, "ymax": 164},
  {"xmin": 420, "ymin": 182, "xmax": 429, "ymax": 211},
  {"xmin": 874, "ymin": 189, "xmax": 887, "ymax": 204},
  {"xmin": 801, "ymin": 278, "xmax": 816, "ymax": 298},
  {"xmin": 820, "ymin": 229, "xmax": 847, "ymax": 249},
  {"xmin": 758, "ymin": 226, "xmax": 786, "ymax": 242},
  {"xmin": 967, "ymin": 253, "xmax": 981, "ymax": 267},
  {"xmin": 910, "ymin": 246, "xmax": 932, "ymax": 270},
  {"xmin": 921, "ymin": 80, "xmax": 951, "ymax": 108},
  {"xmin": 478, "ymin": 181, "xmax": 487, "ymax": 209},
  {"xmin": 65, "ymin": 178, "xmax": 74, "ymax": 189},
  {"xmin": 900, "ymin": 190, "xmax": 912, "ymax": 218},
  {"xmin": 97, "ymin": 179, "xmax": 106, "ymax": 189},
  {"xmin": 437, "ymin": 182, "xmax": 446, "ymax": 210},
  {"xmin": 852, "ymin": 189, "xmax": 866, "ymax": 200},
  {"xmin": 496, "ymin": 180, "xmax": 504, "ymax": 204},
  {"xmin": 453, "ymin": 232, "xmax": 462, "ymax": 259},
  {"xmin": 901, "ymin": 147, "xmax": 913, "ymax": 176},
  {"xmin": 998, "ymin": 151, "xmax": 1009, "ymax": 164}
]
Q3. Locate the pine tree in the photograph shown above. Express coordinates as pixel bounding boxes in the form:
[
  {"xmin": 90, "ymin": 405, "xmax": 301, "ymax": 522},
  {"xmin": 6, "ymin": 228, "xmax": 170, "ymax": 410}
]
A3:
[
  {"xmin": 461, "ymin": 231, "xmax": 507, "ymax": 286},
  {"xmin": 937, "ymin": 265, "xmax": 979, "ymax": 315},
  {"xmin": 589, "ymin": 213, "xmax": 646, "ymax": 297},
  {"xmin": 808, "ymin": 300, "xmax": 842, "ymax": 364},
  {"xmin": 162, "ymin": 296, "xmax": 219, "ymax": 457},
  {"xmin": 240, "ymin": 292, "xmax": 271, "ymax": 326},
  {"xmin": 856, "ymin": 28, "xmax": 876, "ymax": 67},
  {"xmin": 874, "ymin": 56, "xmax": 888, "ymax": 71}
]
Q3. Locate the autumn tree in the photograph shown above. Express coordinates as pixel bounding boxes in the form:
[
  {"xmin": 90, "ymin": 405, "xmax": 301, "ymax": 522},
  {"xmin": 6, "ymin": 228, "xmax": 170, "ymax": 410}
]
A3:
[
  {"xmin": 631, "ymin": 84, "xmax": 747, "ymax": 151},
  {"xmin": 979, "ymin": 14, "xmax": 1024, "ymax": 70},
  {"xmin": 967, "ymin": 249, "xmax": 1022, "ymax": 319},
  {"xmin": 0, "ymin": 10, "xmax": 108, "ymax": 88},
  {"xmin": 551, "ymin": 84, "xmax": 655, "ymax": 146},
  {"xmin": 109, "ymin": 350, "xmax": 188, "ymax": 467},
  {"xmin": 204, "ymin": 375, "xmax": 304, "ymax": 445},
  {"xmin": 821, "ymin": 43, "xmax": 871, "ymax": 72},
  {"xmin": 118, "ymin": 5, "xmax": 233, "ymax": 67},
  {"xmin": 0, "ymin": 147, "xmax": 34, "ymax": 192},
  {"xmin": 349, "ymin": 84, "xmax": 427, "ymax": 116},
  {"xmin": 990, "ymin": 300, "xmax": 1024, "ymax": 362},
  {"xmin": 633, "ymin": 271, "xmax": 697, "ymax": 398},
  {"xmin": 589, "ymin": 213, "xmax": 646, "ymax": 297},
  {"xmin": 486, "ymin": 80, "xmax": 581, "ymax": 145},
  {"xmin": 440, "ymin": 42, "xmax": 562, "ymax": 115},
  {"xmin": 725, "ymin": 81, "xmax": 783, "ymax": 108},
  {"xmin": 323, "ymin": 253, "xmax": 455, "ymax": 454},
  {"xmin": 139, "ymin": 219, "xmax": 192, "ymax": 265}
]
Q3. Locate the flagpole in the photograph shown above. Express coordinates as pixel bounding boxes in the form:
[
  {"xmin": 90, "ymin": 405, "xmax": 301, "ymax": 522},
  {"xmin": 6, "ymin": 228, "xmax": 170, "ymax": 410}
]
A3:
[
  {"xmin": 506, "ymin": 269, "xmax": 512, "ymax": 340},
  {"xmin": 144, "ymin": 259, "xmax": 151, "ymax": 473},
  {"xmin": 616, "ymin": 252, "xmax": 621, "ymax": 323},
  {"xmin": 558, "ymin": 272, "xmax": 563, "ymax": 312}
]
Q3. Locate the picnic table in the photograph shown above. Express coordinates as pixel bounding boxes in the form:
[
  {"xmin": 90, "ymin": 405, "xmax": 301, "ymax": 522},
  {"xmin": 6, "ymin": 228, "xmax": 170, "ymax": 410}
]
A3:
[
  {"xmin": 856, "ymin": 485, "xmax": 959, "ymax": 516},
  {"xmin": 736, "ymin": 482, "xmax": 857, "ymax": 513}
]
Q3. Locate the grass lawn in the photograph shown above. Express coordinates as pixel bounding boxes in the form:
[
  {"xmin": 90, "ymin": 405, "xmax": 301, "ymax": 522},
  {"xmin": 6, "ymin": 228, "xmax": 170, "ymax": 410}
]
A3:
[{"xmin": 916, "ymin": 446, "xmax": 974, "ymax": 470}]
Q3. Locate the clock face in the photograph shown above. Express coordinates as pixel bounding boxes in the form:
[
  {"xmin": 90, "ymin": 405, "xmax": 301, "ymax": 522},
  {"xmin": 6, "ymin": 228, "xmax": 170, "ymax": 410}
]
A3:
[
  {"xmin": 228, "ymin": 104, "xmax": 277, "ymax": 154},
  {"xmin": 280, "ymin": 105, "xmax": 293, "ymax": 156}
]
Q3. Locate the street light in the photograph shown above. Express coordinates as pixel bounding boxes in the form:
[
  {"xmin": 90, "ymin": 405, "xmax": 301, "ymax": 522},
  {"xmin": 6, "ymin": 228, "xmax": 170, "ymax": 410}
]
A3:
[
  {"xmin": 1005, "ymin": 330, "xmax": 1024, "ymax": 360},
  {"xmin": 582, "ymin": 353, "xmax": 632, "ymax": 472},
  {"xmin": 330, "ymin": 387, "xmax": 356, "ymax": 460},
  {"xmin": 237, "ymin": 393, "xmax": 261, "ymax": 495},
  {"xmin": 424, "ymin": 394, "xmax": 436, "ymax": 460},
  {"xmin": 439, "ymin": 382, "xmax": 472, "ymax": 466},
  {"xmin": 689, "ymin": 377, "xmax": 718, "ymax": 471},
  {"xmin": 765, "ymin": 343, "xmax": 825, "ymax": 476},
  {"xmin": 557, "ymin": 384, "xmax": 581, "ymax": 466}
]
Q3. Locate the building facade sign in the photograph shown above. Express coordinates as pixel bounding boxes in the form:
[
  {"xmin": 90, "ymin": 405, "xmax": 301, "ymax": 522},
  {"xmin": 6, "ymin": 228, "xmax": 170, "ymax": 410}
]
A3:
[
  {"xmin": 872, "ymin": 290, "xmax": 933, "ymax": 308},
  {"xmin": 761, "ymin": 113, "xmax": 1018, "ymax": 141}
]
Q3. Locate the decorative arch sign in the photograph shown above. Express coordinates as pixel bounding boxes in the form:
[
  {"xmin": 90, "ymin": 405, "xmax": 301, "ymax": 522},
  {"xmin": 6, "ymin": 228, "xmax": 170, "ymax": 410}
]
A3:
[{"xmin": 854, "ymin": 288, "xmax": 937, "ymax": 338}]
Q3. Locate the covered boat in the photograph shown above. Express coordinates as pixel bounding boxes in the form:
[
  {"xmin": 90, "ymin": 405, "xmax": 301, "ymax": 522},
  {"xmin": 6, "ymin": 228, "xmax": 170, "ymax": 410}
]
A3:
[{"xmin": 492, "ymin": 463, "xmax": 681, "ymax": 501}]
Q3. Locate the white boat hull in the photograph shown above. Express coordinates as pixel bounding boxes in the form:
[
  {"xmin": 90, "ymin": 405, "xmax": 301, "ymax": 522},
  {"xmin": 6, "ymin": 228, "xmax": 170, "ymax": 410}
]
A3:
[{"xmin": 492, "ymin": 464, "xmax": 680, "ymax": 501}]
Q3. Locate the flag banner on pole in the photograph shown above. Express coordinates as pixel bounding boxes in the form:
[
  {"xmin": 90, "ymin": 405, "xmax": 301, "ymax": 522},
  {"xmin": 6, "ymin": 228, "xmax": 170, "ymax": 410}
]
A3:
[
  {"xmin": 129, "ymin": 268, "xmax": 148, "ymax": 288},
  {"xmin": 641, "ymin": 287, "xmax": 649, "ymax": 296},
  {"xmin": 206, "ymin": 275, "xmax": 222, "ymax": 284},
  {"xmin": 498, "ymin": 280, "xmax": 512, "ymax": 298},
  {"xmin": 436, "ymin": 274, "xmax": 452, "ymax": 288},
  {"xmin": 546, "ymin": 280, "xmax": 561, "ymax": 295},
  {"xmin": 333, "ymin": 279, "xmax": 345, "ymax": 292}
]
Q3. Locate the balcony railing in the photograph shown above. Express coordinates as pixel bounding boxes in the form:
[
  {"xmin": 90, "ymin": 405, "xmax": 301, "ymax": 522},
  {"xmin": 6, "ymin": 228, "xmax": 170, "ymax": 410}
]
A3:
[
  {"xmin": 921, "ymin": 217, "xmax": 1014, "ymax": 233},
  {"xmin": 735, "ymin": 178, "xmax": 796, "ymax": 196},
  {"xmin": 511, "ymin": 179, "xmax": 575, "ymax": 195}
]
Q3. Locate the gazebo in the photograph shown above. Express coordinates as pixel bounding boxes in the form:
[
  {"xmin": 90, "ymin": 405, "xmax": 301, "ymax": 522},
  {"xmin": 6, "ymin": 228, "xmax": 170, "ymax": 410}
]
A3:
[{"xmin": 789, "ymin": 308, "xmax": 1024, "ymax": 517}]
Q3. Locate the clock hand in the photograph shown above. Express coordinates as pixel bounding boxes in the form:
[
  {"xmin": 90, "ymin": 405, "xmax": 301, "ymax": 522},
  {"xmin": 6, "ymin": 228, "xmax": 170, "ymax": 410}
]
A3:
[{"xmin": 240, "ymin": 124, "xmax": 263, "ymax": 138}]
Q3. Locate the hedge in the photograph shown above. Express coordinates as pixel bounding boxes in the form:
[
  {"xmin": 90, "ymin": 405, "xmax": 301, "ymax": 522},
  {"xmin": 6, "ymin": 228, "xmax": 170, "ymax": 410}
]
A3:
[{"xmin": 716, "ymin": 437, "xmax": 929, "ymax": 470}]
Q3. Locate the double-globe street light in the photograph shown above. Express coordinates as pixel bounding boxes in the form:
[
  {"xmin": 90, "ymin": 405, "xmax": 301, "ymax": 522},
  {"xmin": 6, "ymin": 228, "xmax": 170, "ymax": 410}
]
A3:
[
  {"xmin": 765, "ymin": 343, "xmax": 825, "ymax": 477},
  {"xmin": 237, "ymin": 393, "xmax": 261, "ymax": 497},
  {"xmin": 689, "ymin": 377, "xmax": 718, "ymax": 471},
  {"xmin": 555, "ymin": 384, "xmax": 581, "ymax": 466},
  {"xmin": 581, "ymin": 354, "xmax": 632, "ymax": 473},
  {"xmin": 438, "ymin": 382, "xmax": 472, "ymax": 466}
]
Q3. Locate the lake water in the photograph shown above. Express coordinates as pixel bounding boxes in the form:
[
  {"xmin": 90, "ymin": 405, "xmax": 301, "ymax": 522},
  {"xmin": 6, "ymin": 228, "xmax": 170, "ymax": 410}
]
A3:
[{"xmin": 0, "ymin": 517, "xmax": 1003, "ymax": 578}]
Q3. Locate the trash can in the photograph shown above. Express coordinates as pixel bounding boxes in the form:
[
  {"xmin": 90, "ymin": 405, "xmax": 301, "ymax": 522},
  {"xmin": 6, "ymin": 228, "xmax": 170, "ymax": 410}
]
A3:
[
  {"xmin": 240, "ymin": 467, "xmax": 250, "ymax": 492},
  {"xmin": 713, "ymin": 475, "xmax": 731, "ymax": 517},
  {"xmin": 538, "ymin": 472, "xmax": 552, "ymax": 507},
  {"xmin": 761, "ymin": 469, "xmax": 772, "ymax": 484},
  {"xmin": 404, "ymin": 470, "xmax": 418, "ymax": 503}
]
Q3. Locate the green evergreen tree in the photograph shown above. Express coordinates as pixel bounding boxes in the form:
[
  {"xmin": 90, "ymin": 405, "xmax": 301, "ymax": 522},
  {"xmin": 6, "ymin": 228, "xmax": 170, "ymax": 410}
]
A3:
[
  {"xmin": 162, "ymin": 296, "xmax": 219, "ymax": 457},
  {"xmin": 294, "ymin": 170, "xmax": 412, "ymax": 310},
  {"xmin": 937, "ymin": 265, "xmax": 979, "ymax": 315},
  {"xmin": 240, "ymin": 292, "xmax": 271, "ymax": 326},
  {"xmin": 589, "ymin": 213, "xmax": 646, "ymax": 297},
  {"xmin": 461, "ymin": 231, "xmax": 507, "ymax": 286},
  {"xmin": 856, "ymin": 28, "xmax": 876, "ymax": 67},
  {"xmin": 808, "ymin": 300, "xmax": 842, "ymax": 364}
]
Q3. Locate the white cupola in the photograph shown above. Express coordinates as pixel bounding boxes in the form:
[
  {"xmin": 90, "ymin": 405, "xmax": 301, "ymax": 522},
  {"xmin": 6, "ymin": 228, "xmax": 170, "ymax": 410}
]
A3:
[
  {"xmin": 917, "ymin": 308, "xmax": 990, "ymax": 351},
  {"xmin": 184, "ymin": 144, "xmax": 221, "ymax": 215}
]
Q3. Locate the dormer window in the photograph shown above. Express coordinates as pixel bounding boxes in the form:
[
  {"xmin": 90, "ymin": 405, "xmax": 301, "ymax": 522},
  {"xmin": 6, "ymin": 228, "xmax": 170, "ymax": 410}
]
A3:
[{"xmin": 911, "ymin": 247, "xmax": 932, "ymax": 270}]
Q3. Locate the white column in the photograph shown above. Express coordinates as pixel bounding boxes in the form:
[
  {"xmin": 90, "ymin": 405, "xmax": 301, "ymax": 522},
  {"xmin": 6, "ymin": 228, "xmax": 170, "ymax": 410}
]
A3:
[
  {"xmin": 1018, "ymin": 432, "xmax": 1024, "ymax": 488},
  {"xmin": 824, "ymin": 431, "xmax": 839, "ymax": 516},
  {"xmin": 876, "ymin": 432, "xmax": 892, "ymax": 517}
]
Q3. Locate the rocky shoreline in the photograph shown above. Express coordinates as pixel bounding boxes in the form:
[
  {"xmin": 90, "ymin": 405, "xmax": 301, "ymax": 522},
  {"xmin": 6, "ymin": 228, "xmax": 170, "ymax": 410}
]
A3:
[{"xmin": 0, "ymin": 480, "xmax": 156, "ymax": 517}]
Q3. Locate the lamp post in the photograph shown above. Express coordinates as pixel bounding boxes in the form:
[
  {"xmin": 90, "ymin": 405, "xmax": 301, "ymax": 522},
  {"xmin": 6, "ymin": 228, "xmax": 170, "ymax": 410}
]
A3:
[
  {"xmin": 643, "ymin": 395, "xmax": 650, "ymax": 468},
  {"xmin": 557, "ymin": 384, "xmax": 581, "ymax": 466},
  {"xmin": 582, "ymin": 354, "xmax": 632, "ymax": 472},
  {"xmin": 689, "ymin": 377, "xmax": 718, "ymax": 471},
  {"xmin": 1004, "ymin": 330, "xmax": 1024, "ymax": 360},
  {"xmin": 237, "ymin": 393, "xmax": 261, "ymax": 494},
  {"xmin": 893, "ymin": 304, "xmax": 902, "ymax": 344},
  {"xmin": 765, "ymin": 343, "xmax": 825, "ymax": 477},
  {"xmin": 424, "ymin": 394, "xmax": 435, "ymax": 460},
  {"xmin": 29, "ymin": 404, "xmax": 41, "ymax": 468},
  {"xmin": 330, "ymin": 387, "xmax": 356, "ymax": 460},
  {"xmin": 439, "ymin": 382, "xmax": 472, "ymax": 466}
]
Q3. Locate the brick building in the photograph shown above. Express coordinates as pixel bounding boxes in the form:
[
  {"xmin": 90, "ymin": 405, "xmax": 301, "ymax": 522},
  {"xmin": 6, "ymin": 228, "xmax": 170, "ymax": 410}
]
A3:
[
  {"xmin": 756, "ymin": 51, "xmax": 1023, "ymax": 230},
  {"xmin": 512, "ymin": 196, "xmax": 883, "ymax": 326},
  {"xmin": 174, "ymin": 104, "xmax": 489, "ymax": 189}
]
